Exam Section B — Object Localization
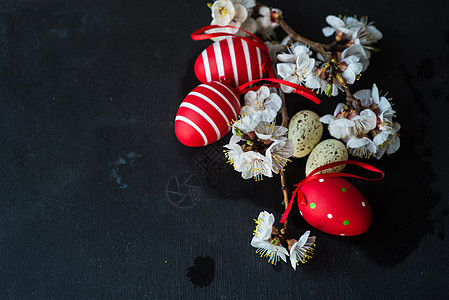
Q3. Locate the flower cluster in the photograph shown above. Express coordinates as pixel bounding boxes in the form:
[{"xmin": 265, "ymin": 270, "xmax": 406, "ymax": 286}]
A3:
[
  {"xmin": 209, "ymin": 0, "xmax": 282, "ymax": 39},
  {"xmin": 275, "ymin": 15, "xmax": 382, "ymax": 97},
  {"xmin": 276, "ymin": 43, "xmax": 367, "ymax": 97},
  {"xmin": 251, "ymin": 211, "xmax": 316, "ymax": 269},
  {"xmin": 224, "ymin": 86, "xmax": 294, "ymax": 180},
  {"xmin": 320, "ymin": 84, "xmax": 400, "ymax": 159},
  {"xmin": 322, "ymin": 15, "xmax": 383, "ymax": 58}
]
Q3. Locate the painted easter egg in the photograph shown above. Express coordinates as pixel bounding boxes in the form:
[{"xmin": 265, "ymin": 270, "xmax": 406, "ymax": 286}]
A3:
[
  {"xmin": 288, "ymin": 110, "xmax": 323, "ymax": 158},
  {"xmin": 194, "ymin": 37, "xmax": 270, "ymax": 87},
  {"xmin": 298, "ymin": 177, "xmax": 372, "ymax": 236},
  {"xmin": 175, "ymin": 81, "xmax": 241, "ymax": 147},
  {"xmin": 305, "ymin": 139, "xmax": 348, "ymax": 176}
]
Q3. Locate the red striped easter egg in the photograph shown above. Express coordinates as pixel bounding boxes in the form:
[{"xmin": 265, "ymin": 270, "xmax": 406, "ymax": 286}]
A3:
[
  {"xmin": 175, "ymin": 81, "xmax": 241, "ymax": 147},
  {"xmin": 299, "ymin": 177, "xmax": 373, "ymax": 236},
  {"xmin": 194, "ymin": 37, "xmax": 270, "ymax": 88}
]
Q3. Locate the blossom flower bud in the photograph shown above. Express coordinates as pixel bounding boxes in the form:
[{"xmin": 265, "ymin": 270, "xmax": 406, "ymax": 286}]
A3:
[
  {"xmin": 335, "ymin": 73, "xmax": 346, "ymax": 86},
  {"xmin": 325, "ymin": 83, "xmax": 333, "ymax": 96}
]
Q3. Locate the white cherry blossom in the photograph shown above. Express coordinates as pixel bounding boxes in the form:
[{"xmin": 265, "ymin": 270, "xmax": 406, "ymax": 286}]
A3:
[
  {"xmin": 340, "ymin": 48, "xmax": 363, "ymax": 84},
  {"xmin": 346, "ymin": 109, "xmax": 377, "ymax": 137},
  {"xmin": 252, "ymin": 211, "xmax": 275, "ymax": 241},
  {"xmin": 240, "ymin": 150, "xmax": 273, "ymax": 180},
  {"xmin": 347, "ymin": 136, "xmax": 377, "ymax": 158},
  {"xmin": 211, "ymin": 0, "xmax": 248, "ymax": 26},
  {"xmin": 251, "ymin": 239, "xmax": 289, "ymax": 265},
  {"xmin": 353, "ymin": 83, "xmax": 396, "ymax": 130},
  {"xmin": 254, "ymin": 121, "xmax": 288, "ymax": 141},
  {"xmin": 373, "ymin": 122, "xmax": 401, "ymax": 159},
  {"xmin": 342, "ymin": 43, "xmax": 370, "ymax": 71},
  {"xmin": 345, "ymin": 16, "xmax": 383, "ymax": 46},
  {"xmin": 251, "ymin": 211, "xmax": 289, "ymax": 265},
  {"xmin": 240, "ymin": 86, "xmax": 282, "ymax": 122},
  {"xmin": 322, "ymin": 15, "xmax": 354, "ymax": 38},
  {"xmin": 276, "ymin": 45, "xmax": 316, "ymax": 93},
  {"xmin": 265, "ymin": 140, "xmax": 294, "ymax": 174},
  {"xmin": 322, "ymin": 15, "xmax": 382, "ymax": 50},
  {"xmin": 256, "ymin": 6, "xmax": 282, "ymax": 39},
  {"xmin": 223, "ymin": 141, "xmax": 246, "ymax": 172},
  {"xmin": 233, "ymin": 110, "xmax": 262, "ymax": 133},
  {"xmin": 289, "ymin": 231, "xmax": 316, "ymax": 270}
]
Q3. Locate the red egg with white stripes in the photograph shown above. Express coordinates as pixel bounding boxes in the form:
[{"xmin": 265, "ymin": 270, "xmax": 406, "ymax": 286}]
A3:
[
  {"xmin": 194, "ymin": 37, "xmax": 269, "ymax": 88},
  {"xmin": 175, "ymin": 81, "xmax": 241, "ymax": 147},
  {"xmin": 299, "ymin": 177, "xmax": 373, "ymax": 236}
]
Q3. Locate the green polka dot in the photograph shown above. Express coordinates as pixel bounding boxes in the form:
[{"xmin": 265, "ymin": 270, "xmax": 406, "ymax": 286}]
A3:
[
  {"xmin": 341, "ymin": 188, "xmax": 347, "ymax": 192},
  {"xmin": 343, "ymin": 220, "xmax": 349, "ymax": 225},
  {"xmin": 310, "ymin": 202, "xmax": 316, "ymax": 209}
]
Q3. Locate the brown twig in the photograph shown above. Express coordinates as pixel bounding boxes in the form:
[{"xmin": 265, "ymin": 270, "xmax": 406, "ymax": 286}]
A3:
[
  {"xmin": 274, "ymin": 65, "xmax": 290, "ymax": 231},
  {"xmin": 279, "ymin": 170, "xmax": 289, "ymax": 231},
  {"xmin": 277, "ymin": 18, "xmax": 334, "ymax": 62},
  {"xmin": 344, "ymin": 86, "xmax": 362, "ymax": 112},
  {"xmin": 278, "ymin": 88, "xmax": 289, "ymax": 127}
]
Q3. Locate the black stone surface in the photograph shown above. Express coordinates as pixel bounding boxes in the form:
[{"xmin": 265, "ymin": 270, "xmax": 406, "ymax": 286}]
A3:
[{"xmin": 0, "ymin": 0, "xmax": 448, "ymax": 298}]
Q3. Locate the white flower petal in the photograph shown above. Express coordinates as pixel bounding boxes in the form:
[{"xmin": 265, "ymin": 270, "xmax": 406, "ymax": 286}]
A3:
[
  {"xmin": 326, "ymin": 15, "xmax": 346, "ymax": 28},
  {"xmin": 348, "ymin": 61, "xmax": 363, "ymax": 76},
  {"xmin": 378, "ymin": 96, "xmax": 392, "ymax": 113},
  {"xmin": 342, "ymin": 68, "xmax": 356, "ymax": 85},
  {"xmin": 276, "ymin": 63, "xmax": 296, "ymax": 79},
  {"xmin": 240, "ymin": 151, "xmax": 273, "ymax": 180},
  {"xmin": 319, "ymin": 114, "xmax": 335, "ymax": 124},
  {"xmin": 358, "ymin": 109, "xmax": 378, "ymax": 131},
  {"xmin": 353, "ymin": 89, "xmax": 373, "ymax": 107},
  {"xmin": 251, "ymin": 211, "xmax": 275, "ymax": 241},
  {"xmin": 292, "ymin": 45, "xmax": 310, "ymax": 57},
  {"xmin": 233, "ymin": 4, "xmax": 248, "ymax": 23},
  {"xmin": 329, "ymin": 118, "xmax": 354, "ymax": 139},
  {"xmin": 277, "ymin": 53, "xmax": 296, "ymax": 63},
  {"xmin": 257, "ymin": 85, "xmax": 271, "ymax": 100},
  {"xmin": 264, "ymin": 93, "xmax": 282, "ymax": 113},
  {"xmin": 266, "ymin": 140, "xmax": 294, "ymax": 173},
  {"xmin": 305, "ymin": 74, "xmax": 323, "ymax": 90},
  {"xmin": 373, "ymin": 130, "xmax": 390, "ymax": 146},
  {"xmin": 280, "ymin": 84, "xmax": 295, "ymax": 94},
  {"xmin": 386, "ymin": 134, "xmax": 400, "ymax": 154},
  {"xmin": 243, "ymin": 90, "xmax": 258, "ymax": 106},
  {"xmin": 240, "ymin": 17, "xmax": 257, "ymax": 34},
  {"xmin": 322, "ymin": 26, "xmax": 335, "ymax": 37},
  {"xmin": 289, "ymin": 231, "xmax": 316, "ymax": 270},
  {"xmin": 229, "ymin": 133, "xmax": 242, "ymax": 145},
  {"xmin": 347, "ymin": 137, "xmax": 370, "ymax": 149},
  {"xmin": 234, "ymin": 110, "xmax": 262, "ymax": 133},
  {"xmin": 371, "ymin": 83, "xmax": 380, "ymax": 104},
  {"xmin": 333, "ymin": 102, "xmax": 346, "ymax": 116},
  {"xmin": 367, "ymin": 25, "xmax": 383, "ymax": 40}
]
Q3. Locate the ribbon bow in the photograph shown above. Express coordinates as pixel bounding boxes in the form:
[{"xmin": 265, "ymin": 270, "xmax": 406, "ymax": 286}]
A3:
[{"xmin": 280, "ymin": 160, "xmax": 384, "ymax": 223}]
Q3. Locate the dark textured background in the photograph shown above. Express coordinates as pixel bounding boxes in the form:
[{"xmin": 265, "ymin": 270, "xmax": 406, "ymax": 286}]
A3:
[{"xmin": 1, "ymin": 0, "xmax": 448, "ymax": 298}]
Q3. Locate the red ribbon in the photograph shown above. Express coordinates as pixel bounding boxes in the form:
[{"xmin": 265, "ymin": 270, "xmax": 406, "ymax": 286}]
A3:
[
  {"xmin": 237, "ymin": 78, "xmax": 321, "ymax": 104},
  {"xmin": 191, "ymin": 25, "xmax": 276, "ymax": 78},
  {"xmin": 279, "ymin": 160, "xmax": 384, "ymax": 223}
]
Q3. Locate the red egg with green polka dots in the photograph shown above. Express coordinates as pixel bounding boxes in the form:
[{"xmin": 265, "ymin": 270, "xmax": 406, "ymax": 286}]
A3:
[{"xmin": 299, "ymin": 177, "xmax": 372, "ymax": 236}]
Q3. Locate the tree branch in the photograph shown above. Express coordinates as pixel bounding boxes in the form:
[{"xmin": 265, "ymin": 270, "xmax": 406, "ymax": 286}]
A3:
[
  {"xmin": 277, "ymin": 18, "xmax": 334, "ymax": 62},
  {"xmin": 344, "ymin": 86, "xmax": 362, "ymax": 112}
]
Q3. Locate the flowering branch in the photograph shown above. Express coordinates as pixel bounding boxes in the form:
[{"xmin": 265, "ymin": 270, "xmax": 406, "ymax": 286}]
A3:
[
  {"xmin": 276, "ymin": 18, "xmax": 333, "ymax": 62},
  {"xmin": 278, "ymin": 88, "xmax": 289, "ymax": 127},
  {"xmin": 204, "ymin": 0, "xmax": 396, "ymax": 268}
]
